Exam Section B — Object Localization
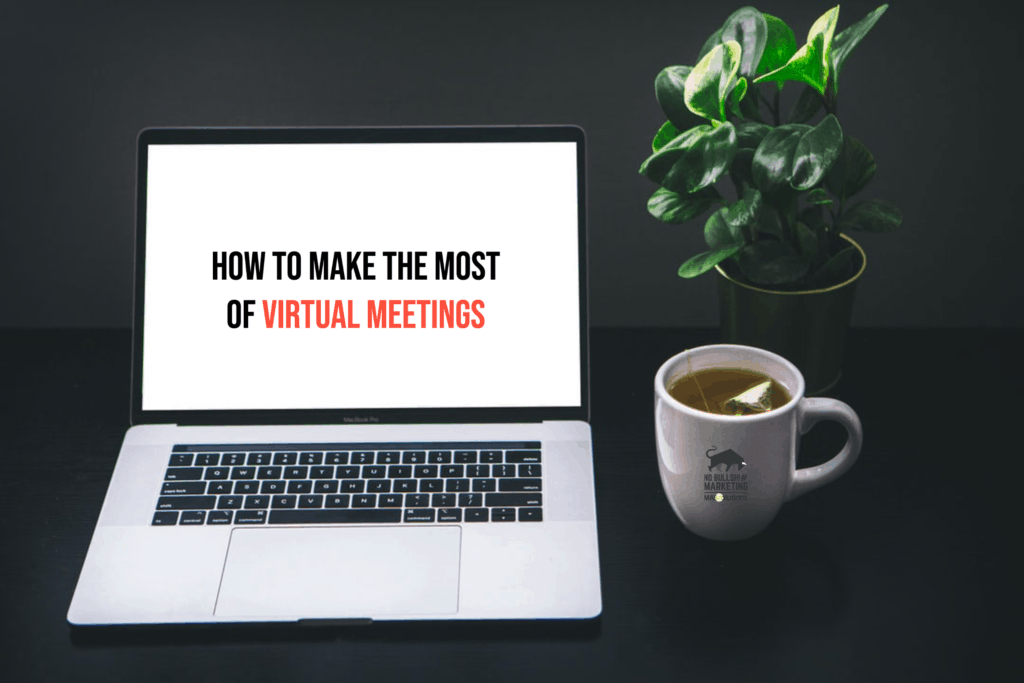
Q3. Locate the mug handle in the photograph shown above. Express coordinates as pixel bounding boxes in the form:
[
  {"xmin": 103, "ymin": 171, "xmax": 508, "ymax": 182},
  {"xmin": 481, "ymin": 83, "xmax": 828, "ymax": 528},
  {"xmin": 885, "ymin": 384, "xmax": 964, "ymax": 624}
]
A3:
[{"xmin": 785, "ymin": 397, "xmax": 863, "ymax": 502}]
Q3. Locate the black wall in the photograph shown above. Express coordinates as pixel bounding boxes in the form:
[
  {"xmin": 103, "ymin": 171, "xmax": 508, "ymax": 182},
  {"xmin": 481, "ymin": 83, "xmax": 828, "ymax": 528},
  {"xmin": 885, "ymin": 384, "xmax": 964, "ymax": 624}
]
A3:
[{"xmin": 2, "ymin": 0, "xmax": 1020, "ymax": 327}]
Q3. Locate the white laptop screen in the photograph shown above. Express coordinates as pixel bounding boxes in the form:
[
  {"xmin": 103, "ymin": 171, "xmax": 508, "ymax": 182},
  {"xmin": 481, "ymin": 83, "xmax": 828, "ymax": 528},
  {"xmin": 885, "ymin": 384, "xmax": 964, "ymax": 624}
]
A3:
[{"xmin": 140, "ymin": 140, "xmax": 582, "ymax": 412}]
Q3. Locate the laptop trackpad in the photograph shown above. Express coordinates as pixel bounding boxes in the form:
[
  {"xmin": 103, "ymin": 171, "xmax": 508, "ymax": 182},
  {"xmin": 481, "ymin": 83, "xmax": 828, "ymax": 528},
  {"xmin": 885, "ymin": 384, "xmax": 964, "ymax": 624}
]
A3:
[{"xmin": 215, "ymin": 526, "xmax": 461, "ymax": 619}]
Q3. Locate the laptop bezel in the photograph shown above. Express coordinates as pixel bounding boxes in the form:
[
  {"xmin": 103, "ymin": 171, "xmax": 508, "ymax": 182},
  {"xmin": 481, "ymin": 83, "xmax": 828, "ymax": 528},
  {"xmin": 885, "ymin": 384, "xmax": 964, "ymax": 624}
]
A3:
[{"xmin": 130, "ymin": 126, "xmax": 589, "ymax": 426}]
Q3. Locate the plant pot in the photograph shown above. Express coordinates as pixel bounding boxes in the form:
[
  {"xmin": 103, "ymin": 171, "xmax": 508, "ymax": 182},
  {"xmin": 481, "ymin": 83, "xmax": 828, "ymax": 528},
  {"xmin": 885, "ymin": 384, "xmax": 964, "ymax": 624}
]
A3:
[{"xmin": 715, "ymin": 233, "xmax": 865, "ymax": 396}]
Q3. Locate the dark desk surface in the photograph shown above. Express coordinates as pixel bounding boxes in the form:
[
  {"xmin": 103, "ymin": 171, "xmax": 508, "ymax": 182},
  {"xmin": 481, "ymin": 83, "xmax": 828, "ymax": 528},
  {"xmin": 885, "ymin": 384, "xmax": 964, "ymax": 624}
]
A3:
[{"xmin": 0, "ymin": 328, "xmax": 1017, "ymax": 681}]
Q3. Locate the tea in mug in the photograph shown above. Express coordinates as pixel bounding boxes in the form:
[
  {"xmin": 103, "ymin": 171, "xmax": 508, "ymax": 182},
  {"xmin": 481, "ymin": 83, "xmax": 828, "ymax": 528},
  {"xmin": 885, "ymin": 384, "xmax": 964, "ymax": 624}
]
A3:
[{"xmin": 668, "ymin": 367, "xmax": 791, "ymax": 415}]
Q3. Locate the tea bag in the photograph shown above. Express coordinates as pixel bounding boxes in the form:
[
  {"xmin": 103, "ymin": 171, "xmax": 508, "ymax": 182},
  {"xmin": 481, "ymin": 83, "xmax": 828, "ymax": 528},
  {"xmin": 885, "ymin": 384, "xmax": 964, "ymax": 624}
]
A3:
[{"xmin": 723, "ymin": 380, "xmax": 773, "ymax": 415}]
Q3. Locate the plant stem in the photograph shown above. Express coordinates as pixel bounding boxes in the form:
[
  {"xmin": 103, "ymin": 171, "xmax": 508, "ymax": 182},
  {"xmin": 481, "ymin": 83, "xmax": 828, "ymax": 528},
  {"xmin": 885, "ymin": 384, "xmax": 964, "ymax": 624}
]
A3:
[{"xmin": 773, "ymin": 88, "xmax": 781, "ymax": 126}]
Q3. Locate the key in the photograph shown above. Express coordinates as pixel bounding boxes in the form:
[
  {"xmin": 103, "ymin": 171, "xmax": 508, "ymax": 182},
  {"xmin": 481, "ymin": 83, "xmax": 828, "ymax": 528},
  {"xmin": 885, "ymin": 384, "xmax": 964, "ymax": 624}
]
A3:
[
  {"xmin": 325, "ymin": 494, "xmax": 351, "ymax": 508},
  {"xmin": 204, "ymin": 467, "xmax": 229, "ymax": 480},
  {"xmin": 437, "ymin": 508, "xmax": 462, "ymax": 523},
  {"xmin": 393, "ymin": 479, "xmax": 416, "ymax": 493},
  {"xmin": 152, "ymin": 511, "xmax": 178, "ymax": 525},
  {"xmin": 467, "ymin": 464, "xmax": 490, "ymax": 478},
  {"xmin": 419, "ymin": 479, "xmax": 443, "ymax": 493},
  {"xmin": 235, "ymin": 510, "xmax": 268, "ymax": 524},
  {"xmin": 169, "ymin": 453, "xmax": 193, "ymax": 467},
  {"xmin": 194, "ymin": 453, "xmax": 219, "ymax": 467},
  {"xmin": 376, "ymin": 451, "xmax": 400, "ymax": 464},
  {"xmin": 472, "ymin": 478, "xmax": 496, "ymax": 492},
  {"xmin": 218, "ymin": 495, "xmax": 243, "ymax": 510},
  {"xmin": 206, "ymin": 510, "xmax": 233, "ymax": 525},
  {"xmin": 454, "ymin": 451, "xmax": 477, "ymax": 463},
  {"xmin": 458, "ymin": 493, "xmax": 483, "ymax": 507},
  {"xmin": 492, "ymin": 507, "xmax": 517, "ymax": 522},
  {"xmin": 402, "ymin": 451, "xmax": 426, "ymax": 464},
  {"xmin": 261, "ymin": 480, "xmax": 286, "ymax": 494},
  {"xmin": 519, "ymin": 508, "xmax": 543, "ymax": 522},
  {"xmin": 499, "ymin": 478, "xmax": 543, "ymax": 492},
  {"xmin": 180, "ymin": 511, "xmax": 205, "ymax": 525},
  {"xmin": 367, "ymin": 480, "xmax": 391, "ymax": 493},
  {"xmin": 441, "ymin": 465, "xmax": 464, "ymax": 478},
  {"xmin": 257, "ymin": 466, "xmax": 283, "ymax": 479},
  {"xmin": 414, "ymin": 465, "xmax": 438, "ymax": 478},
  {"xmin": 388, "ymin": 465, "xmax": 412, "ymax": 478},
  {"xmin": 404, "ymin": 509, "xmax": 435, "ymax": 523},
  {"xmin": 352, "ymin": 494, "xmax": 376, "ymax": 508},
  {"xmin": 234, "ymin": 481, "xmax": 259, "ymax": 495},
  {"xmin": 340, "ymin": 480, "xmax": 365, "ymax": 493},
  {"xmin": 299, "ymin": 452, "xmax": 323, "ymax": 465},
  {"xmin": 231, "ymin": 467, "xmax": 255, "ymax": 480},
  {"xmin": 445, "ymin": 478, "xmax": 470, "ymax": 493},
  {"xmin": 284, "ymin": 466, "xmax": 308, "ymax": 479},
  {"xmin": 162, "ymin": 481, "xmax": 206, "ymax": 495},
  {"xmin": 428, "ymin": 451, "xmax": 452, "ymax": 464},
  {"xmin": 336, "ymin": 466, "xmax": 360, "ymax": 479},
  {"xmin": 314, "ymin": 480, "xmax": 339, "ymax": 494},
  {"xmin": 165, "ymin": 467, "xmax": 204, "ymax": 481},
  {"xmin": 464, "ymin": 508, "xmax": 489, "ymax": 522},
  {"xmin": 485, "ymin": 493, "xmax": 543, "ymax": 507},
  {"xmin": 379, "ymin": 494, "xmax": 403, "ymax": 507},
  {"xmin": 405, "ymin": 494, "xmax": 429, "ymax": 508},
  {"xmin": 518, "ymin": 464, "xmax": 542, "ymax": 477},
  {"xmin": 272, "ymin": 495, "xmax": 297, "ymax": 509},
  {"xmin": 157, "ymin": 496, "xmax": 216, "ymax": 510},
  {"xmin": 480, "ymin": 451, "xmax": 503, "ymax": 463},
  {"xmin": 244, "ymin": 495, "xmax": 269, "ymax": 509},
  {"xmin": 431, "ymin": 493, "xmax": 456, "ymax": 507},
  {"xmin": 287, "ymin": 480, "xmax": 313, "ymax": 494},
  {"xmin": 492, "ymin": 464, "xmax": 516, "ymax": 478},
  {"xmin": 351, "ymin": 452, "xmax": 374, "ymax": 465},
  {"xmin": 222, "ymin": 453, "xmax": 246, "ymax": 466},
  {"xmin": 247, "ymin": 452, "xmax": 272, "ymax": 466},
  {"xmin": 325, "ymin": 452, "xmax": 349, "ymax": 465},
  {"xmin": 273, "ymin": 452, "xmax": 298, "ymax": 466},
  {"xmin": 299, "ymin": 495, "xmax": 324, "ymax": 509},
  {"xmin": 269, "ymin": 510, "xmax": 401, "ymax": 524},
  {"xmin": 505, "ymin": 450, "xmax": 541, "ymax": 463},
  {"xmin": 208, "ymin": 481, "xmax": 232, "ymax": 495},
  {"xmin": 310, "ymin": 466, "xmax": 333, "ymax": 479},
  {"xmin": 362, "ymin": 465, "xmax": 386, "ymax": 479}
]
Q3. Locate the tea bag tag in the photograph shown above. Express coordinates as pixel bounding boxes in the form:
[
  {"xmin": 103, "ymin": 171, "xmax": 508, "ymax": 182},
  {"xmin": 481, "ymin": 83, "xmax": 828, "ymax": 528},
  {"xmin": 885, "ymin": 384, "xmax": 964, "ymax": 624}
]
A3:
[{"xmin": 723, "ymin": 380, "xmax": 773, "ymax": 415}]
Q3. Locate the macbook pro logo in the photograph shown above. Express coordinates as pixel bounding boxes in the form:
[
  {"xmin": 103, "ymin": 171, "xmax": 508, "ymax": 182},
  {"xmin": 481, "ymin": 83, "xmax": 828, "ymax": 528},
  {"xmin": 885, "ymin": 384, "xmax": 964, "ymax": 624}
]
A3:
[{"xmin": 342, "ymin": 416, "xmax": 380, "ymax": 423}]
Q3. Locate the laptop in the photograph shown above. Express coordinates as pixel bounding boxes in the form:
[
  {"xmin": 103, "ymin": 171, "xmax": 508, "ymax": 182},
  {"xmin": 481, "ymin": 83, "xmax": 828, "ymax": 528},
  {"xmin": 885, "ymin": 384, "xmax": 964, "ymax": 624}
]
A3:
[{"xmin": 67, "ymin": 125, "xmax": 601, "ymax": 625}]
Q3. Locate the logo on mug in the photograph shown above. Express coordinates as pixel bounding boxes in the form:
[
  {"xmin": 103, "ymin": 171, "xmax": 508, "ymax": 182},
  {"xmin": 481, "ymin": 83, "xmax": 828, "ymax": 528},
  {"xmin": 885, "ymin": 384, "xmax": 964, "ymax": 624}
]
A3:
[{"xmin": 705, "ymin": 446, "xmax": 746, "ymax": 472}]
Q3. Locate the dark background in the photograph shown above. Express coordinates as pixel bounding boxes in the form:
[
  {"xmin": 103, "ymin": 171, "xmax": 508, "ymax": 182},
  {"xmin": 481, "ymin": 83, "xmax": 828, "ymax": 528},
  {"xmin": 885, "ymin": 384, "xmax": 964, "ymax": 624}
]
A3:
[{"xmin": 1, "ymin": 0, "xmax": 1021, "ymax": 329}]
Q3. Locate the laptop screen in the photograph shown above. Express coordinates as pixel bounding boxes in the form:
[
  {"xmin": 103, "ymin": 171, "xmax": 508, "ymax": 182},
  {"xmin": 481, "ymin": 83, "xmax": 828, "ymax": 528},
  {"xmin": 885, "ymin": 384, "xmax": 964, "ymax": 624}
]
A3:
[{"xmin": 139, "ymin": 134, "xmax": 583, "ymax": 414}]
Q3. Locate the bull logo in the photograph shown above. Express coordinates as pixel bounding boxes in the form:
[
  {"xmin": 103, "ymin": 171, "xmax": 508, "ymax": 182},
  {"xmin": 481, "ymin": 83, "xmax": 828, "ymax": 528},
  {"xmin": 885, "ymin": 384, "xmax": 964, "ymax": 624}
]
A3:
[{"xmin": 706, "ymin": 446, "xmax": 746, "ymax": 472}]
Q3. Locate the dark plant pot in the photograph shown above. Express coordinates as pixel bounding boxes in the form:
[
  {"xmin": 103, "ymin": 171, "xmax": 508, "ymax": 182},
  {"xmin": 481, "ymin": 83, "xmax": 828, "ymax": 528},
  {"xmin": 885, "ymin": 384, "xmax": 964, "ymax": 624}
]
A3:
[{"xmin": 715, "ymin": 233, "xmax": 865, "ymax": 396}]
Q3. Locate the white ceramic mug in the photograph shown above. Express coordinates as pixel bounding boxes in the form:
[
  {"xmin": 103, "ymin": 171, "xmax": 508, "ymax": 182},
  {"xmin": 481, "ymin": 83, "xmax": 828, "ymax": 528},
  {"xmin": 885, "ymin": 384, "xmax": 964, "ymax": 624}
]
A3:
[{"xmin": 654, "ymin": 344, "xmax": 863, "ymax": 541}]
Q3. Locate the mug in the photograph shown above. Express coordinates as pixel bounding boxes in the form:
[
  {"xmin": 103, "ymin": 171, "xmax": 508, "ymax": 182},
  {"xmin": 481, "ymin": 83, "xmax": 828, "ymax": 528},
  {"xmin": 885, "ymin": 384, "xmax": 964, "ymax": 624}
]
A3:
[{"xmin": 654, "ymin": 344, "xmax": 863, "ymax": 541}]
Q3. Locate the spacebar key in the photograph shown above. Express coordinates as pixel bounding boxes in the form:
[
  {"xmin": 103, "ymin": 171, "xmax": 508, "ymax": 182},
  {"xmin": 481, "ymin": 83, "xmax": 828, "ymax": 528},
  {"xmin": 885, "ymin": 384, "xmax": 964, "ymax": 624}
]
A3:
[{"xmin": 268, "ymin": 509, "xmax": 402, "ymax": 524}]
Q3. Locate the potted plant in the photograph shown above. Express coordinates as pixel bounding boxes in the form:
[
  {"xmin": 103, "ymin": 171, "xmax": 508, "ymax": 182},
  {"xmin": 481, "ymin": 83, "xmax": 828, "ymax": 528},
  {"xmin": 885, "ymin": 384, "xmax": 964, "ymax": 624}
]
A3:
[{"xmin": 639, "ymin": 4, "xmax": 900, "ymax": 394}]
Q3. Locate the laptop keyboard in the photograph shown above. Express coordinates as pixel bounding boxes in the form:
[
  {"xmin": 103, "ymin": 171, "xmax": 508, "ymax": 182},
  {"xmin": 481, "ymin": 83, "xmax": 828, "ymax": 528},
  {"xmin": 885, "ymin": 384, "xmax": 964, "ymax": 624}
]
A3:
[{"xmin": 153, "ymin": 442, "xmax": 542, "ymax": 526}]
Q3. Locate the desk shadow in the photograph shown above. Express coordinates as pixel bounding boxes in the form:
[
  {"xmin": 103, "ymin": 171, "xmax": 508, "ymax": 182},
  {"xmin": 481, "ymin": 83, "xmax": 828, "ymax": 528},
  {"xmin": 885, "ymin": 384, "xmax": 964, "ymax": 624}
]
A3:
[{"xmin": 69, "ymin": 617, "xmax": 602, "ymax": 648}]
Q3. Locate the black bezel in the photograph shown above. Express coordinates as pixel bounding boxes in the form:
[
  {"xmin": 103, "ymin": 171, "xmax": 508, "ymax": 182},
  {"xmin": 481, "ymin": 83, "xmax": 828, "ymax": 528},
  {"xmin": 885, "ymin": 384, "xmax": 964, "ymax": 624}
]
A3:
[{"xmin": 131, "ymin": 126, "xmax": 589, "ymax": 426}]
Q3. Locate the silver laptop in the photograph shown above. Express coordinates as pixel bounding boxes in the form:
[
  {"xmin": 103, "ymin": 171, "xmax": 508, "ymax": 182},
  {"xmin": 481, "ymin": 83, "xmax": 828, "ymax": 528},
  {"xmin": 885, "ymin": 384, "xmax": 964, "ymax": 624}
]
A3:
[{"xmin": 67, "ymin": 126, "xmax": 602, "ymax": 626}]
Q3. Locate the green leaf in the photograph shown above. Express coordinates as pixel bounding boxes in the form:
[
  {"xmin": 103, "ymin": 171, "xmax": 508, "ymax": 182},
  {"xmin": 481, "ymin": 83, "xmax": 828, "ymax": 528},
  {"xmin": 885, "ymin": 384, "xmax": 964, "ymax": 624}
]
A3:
[
  {"xmin": 639, "ymin": 122, "xmax": 737, "ymax": 193},
  {"xmin": 736, "ymin": 121, "xmax": 772, "ymax": 150},
  {"xmin": 652, "ymin": 121, "xmax": 681, "ymax": 153},
  {"xmin": 753, "ymin": 6, "xmax": 840, "ymax": 96},
  {"xmin": 757, "ymin": 207, "xmax": 783, "ymax": 238},
  {"xmin": 830, "ymin": 4, "xmax": 888, "ymax": 95},
  {"xmin": 736, "ymin": 240, "xmax": 810, "ymax": 285},
  {"xmin": 791, "ymin": 114, "xmax": 843, "ymax": 190},
  {"xmin": 809, "ymin": 246, "xmax": 857, "ymax": 286},
  {"xmin": 647, "ymin": 186, "xmax": 722, "ymax": 223},
  {"xmin": 825, "ymin": 135, "xmax": 876, "ymax": 199},
  {"xmin": 655, "ymin": 66, "xmax": 707, "ymax": 133},
  {"xmin": 678, "ymin": 245, "xmax": 742, "ymax": 278},
  {"xmin": 697, "ymin": 28, "xmax": 724, "ymax": 63},
  {"xmin": 838, "ymin": 199, "xmax": 902, "ymax": 232},
  {"xmin": 685, "ymin": 41, "xmax": 743, "ymax": 121},
  {"xmin": 788, "ymin": 85, "xmax": 823, "ymax": 123},
  {"xmin": 704, "ymin": 187, "xmax": 762, "ymax": 248},
  {"xmin": 732, "ymin": 148, "xmax": 756, "ymax": 187},
  {"xmin": 757, "ymin": 14, "xmax": 798, "ymax": 79},
  {"xmin": 728, "ymin": 77, "xmax": 748, "ymax": 118},
  {"xmin": 795, "ymin": 221, "xmax": 819, "ymax": 258},
  {"xmin": 721, "ymin": 7, "xmax": 768, "ymax": 81},
  {"xmin": 751, "ymin": 123, "xmax": 810, "ymax": 196},
  {"xmin": 799, "ymin": 204, "xmax": 827, "ymax": 231},
  {"xmin": 806, "ymin": 188, "xmax": 832, "ymax": 206}
]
